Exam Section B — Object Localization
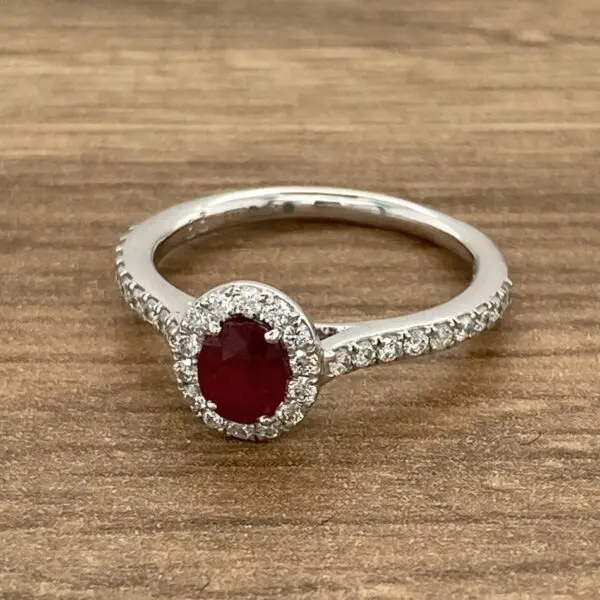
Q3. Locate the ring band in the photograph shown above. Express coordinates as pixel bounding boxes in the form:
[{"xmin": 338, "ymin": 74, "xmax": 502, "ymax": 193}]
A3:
[{"xmin": 115, "ymin": 187, "xmax": 512, "ymax": 441}]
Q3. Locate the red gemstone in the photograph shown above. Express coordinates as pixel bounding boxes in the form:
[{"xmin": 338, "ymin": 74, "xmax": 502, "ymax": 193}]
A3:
[{"xmin": 197, "ymin": 315, "xmax": 291, "ymax": 424}]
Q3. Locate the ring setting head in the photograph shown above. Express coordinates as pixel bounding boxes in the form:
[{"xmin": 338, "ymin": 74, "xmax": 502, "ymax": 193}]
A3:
[{"xmin": 170, "ymin": 281, "xmax": 322, "ymax": 441}]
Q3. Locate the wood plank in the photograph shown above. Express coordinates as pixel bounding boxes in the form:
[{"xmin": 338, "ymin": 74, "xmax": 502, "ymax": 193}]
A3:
[{"xmin": 1, "ymin": 1, "xmax": 599, "ymax": 597}]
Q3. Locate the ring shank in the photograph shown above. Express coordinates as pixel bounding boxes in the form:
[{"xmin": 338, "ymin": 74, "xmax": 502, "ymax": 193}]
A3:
[
  {"xmin": 116, "ymin": 187, "xmax": 510, "ymax": 354},
  {"xmin": 154, "ymin": 192, "xmax": 474, "ymax": 265}
]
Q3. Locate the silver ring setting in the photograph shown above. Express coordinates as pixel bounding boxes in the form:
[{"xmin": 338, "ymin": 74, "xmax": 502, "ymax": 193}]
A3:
[{"xmin": 115, "ymin": 186, "xmax": 513, "ymax": 441}]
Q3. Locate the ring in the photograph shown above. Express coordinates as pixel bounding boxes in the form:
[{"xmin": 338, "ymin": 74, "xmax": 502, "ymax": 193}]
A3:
[{"xmin": 115, "ymin": 186, "xmax": 512, "ymax": 441}]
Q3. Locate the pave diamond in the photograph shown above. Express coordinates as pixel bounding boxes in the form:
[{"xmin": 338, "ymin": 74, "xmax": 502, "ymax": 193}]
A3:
[
  {"xmin": 180, "ymin": 382, "xmax": 197, "ymax": 397},
  {"xmin": 287, "ymin": 378, "xmax": 318, "ymax": 406},
  {"xmin": 454, "ymin": 314, "xmax": 475, "ymax": 342},
  {"xmin": 172, "ymin": 335, "xmax": 200, "ymax": 357},
  {"xmin": 130, "ymin": 288, "xmax": 145, "ymax": 313},
  {"xmin": 203, "ymin": 410, "xmax": 225, "ymax": 431},
  {"xmin": 202, "ymin": 293, "xmax": 232, "ymax": 320},
  {"xmin": 329, "ymin": 347, "xmax": 353, "ymax": 376},
  {"xmin": 473, "ymin": 306, "xmax": 490, "ymax": 333},
  {"xmin": 430, "ymin": 323, "xmax": 455, "ymax": 351},
  {"xmin": 283, "ymin": 320, "xmax": 314, "ymax": 349},
  {"xmin": 261, "ymin": 298, "xmax": 293, "ymax": 328},
  {"xmin": 255, "ymin": 419, "xmax": 280, "ymax": 439},
  {"xmin": 121, "ymin": 280, "xmax": 135, "ymax": 306},
  {"xmin": 487, "ymin": 300, "xmax": 502, "ymax": 327},
  {"xmin": 142, "ymin": 297, "xmax": 161, "ymax": 324},
  {"xmin": 180, "ymin": 384, "xmax": 199, "ymax": 409},
  {"xmin": 499, "ymin": 287, "xmax": 511, "ymax": 314},
  {"xmin": 377, "ymin": 335, "xmax": 402, "ymax": 362},
  {"xmin": 404, "ymin": 329, "xmax": 429, "ymax": 356},
  {"xmin": 185, "ymin": 309, "xmax": 220, "ymax": 335},
  {"xmin": 277, "ymin": 404, "xmax": 304, "ymax": 427},
  {"xmin": 353, "ymin": 340, "xmax": 376, "ymax": 368},
  {"xmin": 228, "ymin": 291, "xmax": 248, "ymax": 315},
  {"xmin": 163, "ymin": 316, "xmax": 179, "ymax": 339},
  {"xmin": 291, "ymin": 351, "xmax": 320, "ymax": 376},
  {"xmin": 227, "ymin": 423, "xmax": 255, "ymax": 440},
  {"xmin": 246, "ymin": 292, "xmax": 269, "ymax": 317},
  {"xmin": 174, "ymin": 359, "xmax": 195, "ymax": 384}
]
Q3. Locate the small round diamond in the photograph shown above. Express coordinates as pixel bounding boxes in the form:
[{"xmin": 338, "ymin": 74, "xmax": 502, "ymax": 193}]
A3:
[
  {"xmin": 277, "ymin": 404, "xmax": 304, "ymax": 427},
  {"xmin": 200, "ymin": 295, "xmax": 224, "ymax": 321},
  {"xmin": 179, "ymin": 381, "xmax": 194, "ymax": 395},
  {"xmin": 291, "ymin": 351, "xmax": 320, "ymax": 376},
  {"xmin": 121, "ymin": 280, "xmax": 135, "ymax": 306},
  {"xmin": 143, "ymin": 297, "xmax": 161, "ymax": 324},
  {"xmin": 404, "ymin": 329, "xmax": 429, "ymax": 356},
  {"xmin": 287, "ymin": 378, "xmax": 318, "ymax": 406},
  {"xmin": 377, "ymin": 335, "xmax": 402, "ymax": 362},
  {"xmin": 116, "ymin": 264, "xmax": 127, "ymax": 281},
  {"xmin": 161, "ymin": 314, "xmax": 179, "ymax": 338},
  {"xmin": 172, "ymin": 335, "xmax": 200, "ymax": 357},
  {"xmin": 329, "ymin": 347, "xmax": 352, "ymax": 376},
  {"xmin": 261, "ymin": 298, "xmax": 293, "ymax": 328},
  {"xmin": 245, "ymin": 292, "xmax": 268, "ymax": 317},
  {"xmin": 174, "ymin": 359, "xmax": 195, "ymax": 384},
  {"xmin": 487, "ymin": 300, "xmax": 502, "ymax": 327},
  {"xmin": 128, "ymin": 288, "xmax": 143, "ymax": 312},
  {"xmin": 227, "ymin": 292, "xmax": 247, "ymax": 314},
  {"xmin": 454, "ymin": 314, "xmax": 475, "ymax": 342},
  {"xmin": 184, "ymin": 392, "xmax": 204, "ymax": 412},
  {"xmin": 255, "ymin": 418, "xmax": 280, "ymax": 440},
  {"xmin": 499, "ymin": 287, "xmax": 511, "ymax": 314},
  {"xmin": 203, "ymin": 410, "xmax": 225, "ymax": 431},
  {"xmin": 430, "ymin": 323, "xmax": 455, "ymax": 351},
  {"xmin": 227, "ymin": 423, "xmax": 255, "ymax": 440},
  {"xmin": 239, "ymin": 293, "xmax": 260, "ymax": 318},
  {"xmin": 283, "ymin": 320, "xmax": 314, "ymax": 350},
  {"xmin": 353, "ymin": 340, "xmax": 376, "ymax": 368},
  {"xmin": 473, "ymin": 306, "xmax": 490, "ymax": 333},
  {"xmin": 185, "ymin": 309, "xmax": 219, "ymax": 335}
]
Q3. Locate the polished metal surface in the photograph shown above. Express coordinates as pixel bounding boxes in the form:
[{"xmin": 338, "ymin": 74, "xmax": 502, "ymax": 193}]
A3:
[{"xmin": 119, "ymin": 186, "xmax": 509, "ymax": 355}]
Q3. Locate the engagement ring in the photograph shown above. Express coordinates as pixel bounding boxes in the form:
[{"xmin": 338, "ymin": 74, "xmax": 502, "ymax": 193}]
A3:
[{"xmin": 116, "ymin": 187, "xmax": 512, "ymax": 441}]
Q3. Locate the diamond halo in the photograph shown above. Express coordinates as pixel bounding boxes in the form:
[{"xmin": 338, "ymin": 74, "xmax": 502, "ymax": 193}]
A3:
[{"xmin": 171, "ymin": 281, "xmax": 322, "ymax": 441}]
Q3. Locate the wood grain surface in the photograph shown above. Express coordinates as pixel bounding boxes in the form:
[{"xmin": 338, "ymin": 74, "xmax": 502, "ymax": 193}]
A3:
[{"xmin": 2, "ymin": 1, "xmax": 600, "ymax": 598}]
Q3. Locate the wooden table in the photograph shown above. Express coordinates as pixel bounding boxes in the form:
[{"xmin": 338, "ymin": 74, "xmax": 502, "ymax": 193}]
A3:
[{"xmin": 2, "ymin": 1, "xmax": 599, "ymax": 598}]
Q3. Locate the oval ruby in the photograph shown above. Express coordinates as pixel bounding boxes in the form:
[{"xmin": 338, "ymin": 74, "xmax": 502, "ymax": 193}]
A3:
[{"xmin": 197, "ymin": 316, "xmax": 291, "ymax": 424}]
